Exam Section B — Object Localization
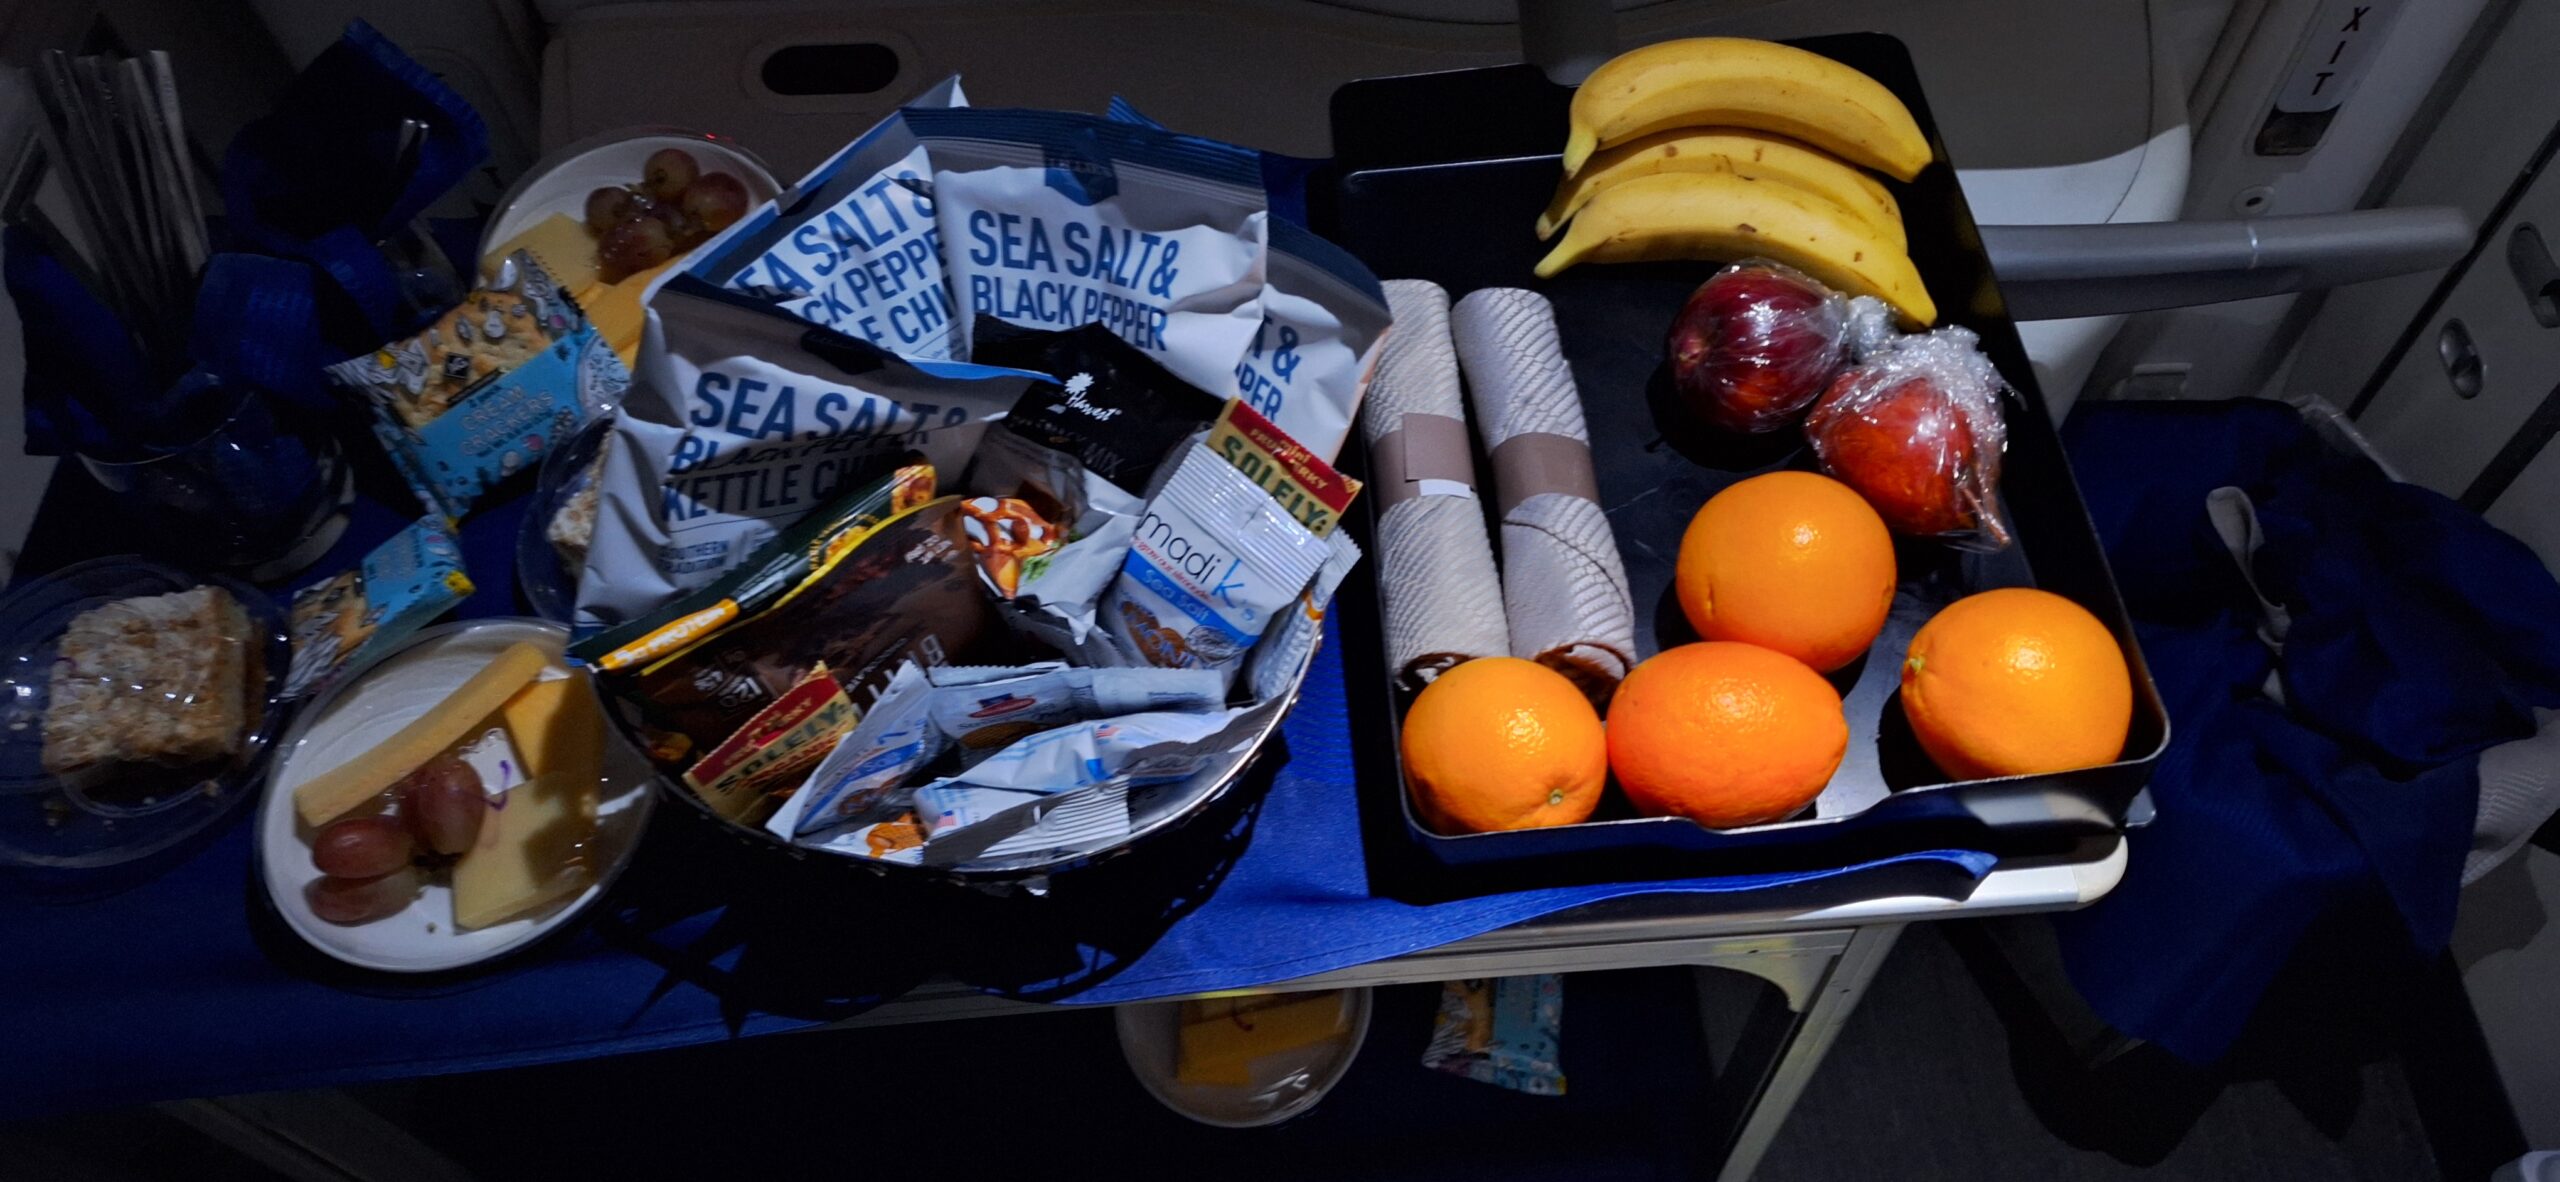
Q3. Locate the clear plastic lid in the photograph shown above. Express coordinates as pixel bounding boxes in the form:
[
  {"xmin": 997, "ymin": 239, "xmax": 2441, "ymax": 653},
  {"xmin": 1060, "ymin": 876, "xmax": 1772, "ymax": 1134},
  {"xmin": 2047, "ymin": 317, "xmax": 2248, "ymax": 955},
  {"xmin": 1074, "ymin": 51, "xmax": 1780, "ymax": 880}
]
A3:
[{"xmin": 0, "ymin": 556, "xmax": 290, "ymax": 868}]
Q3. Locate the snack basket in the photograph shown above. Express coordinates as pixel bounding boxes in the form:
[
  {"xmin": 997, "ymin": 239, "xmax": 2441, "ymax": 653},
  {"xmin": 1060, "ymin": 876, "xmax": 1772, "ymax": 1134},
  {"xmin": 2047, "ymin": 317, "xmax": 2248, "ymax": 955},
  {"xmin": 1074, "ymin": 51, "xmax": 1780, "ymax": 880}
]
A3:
[
  {"xmin": 1316, "ymin": 36, "xmax": 2169, "ymax": 892},
  {"xmin": 612, "ymin": 619, "xmax": 1324, "ymax": 893}
]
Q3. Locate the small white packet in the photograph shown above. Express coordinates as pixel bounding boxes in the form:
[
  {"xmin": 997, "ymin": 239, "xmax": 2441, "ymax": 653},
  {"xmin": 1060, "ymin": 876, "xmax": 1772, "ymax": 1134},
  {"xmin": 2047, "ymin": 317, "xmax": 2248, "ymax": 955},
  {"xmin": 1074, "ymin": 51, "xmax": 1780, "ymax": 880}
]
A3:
[{"xmin": 1246, "ymin": 527, "xmax": 1362, "ymax": 705}]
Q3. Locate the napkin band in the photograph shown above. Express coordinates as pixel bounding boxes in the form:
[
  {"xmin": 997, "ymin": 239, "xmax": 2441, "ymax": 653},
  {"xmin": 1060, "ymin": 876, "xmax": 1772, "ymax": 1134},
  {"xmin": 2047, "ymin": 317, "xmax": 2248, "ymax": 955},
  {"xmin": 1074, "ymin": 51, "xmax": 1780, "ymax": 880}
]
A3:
[
  {"xmin": 1370, "ymin": 413, "xmax": 1478, "ymax": 510},
  {"xmin": 1491, "ymin": 432, "xmax": 1599, "ymax": 515}
]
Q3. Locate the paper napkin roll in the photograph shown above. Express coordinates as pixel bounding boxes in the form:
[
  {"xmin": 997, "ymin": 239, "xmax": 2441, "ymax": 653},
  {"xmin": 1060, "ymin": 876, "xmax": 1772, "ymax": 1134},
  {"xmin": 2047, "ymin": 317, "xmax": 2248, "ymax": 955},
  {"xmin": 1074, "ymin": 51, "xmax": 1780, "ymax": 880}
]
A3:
[
  {"xmin": 1448, "ymin": 286, "xmax": 1637, "ymax": 705},
  {"xmin": 1365, "ymin": 279, "xmax": 1512, "ymax": 691}
]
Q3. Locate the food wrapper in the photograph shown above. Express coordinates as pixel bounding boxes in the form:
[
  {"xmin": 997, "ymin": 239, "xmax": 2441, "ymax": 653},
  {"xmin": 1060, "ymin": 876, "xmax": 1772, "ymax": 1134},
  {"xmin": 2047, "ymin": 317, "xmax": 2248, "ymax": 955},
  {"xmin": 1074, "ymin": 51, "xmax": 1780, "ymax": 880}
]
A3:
[
  {"xmin": 921, "ymin": 662, "xmax": 1223, "ymax": 762},
  {"xmin": 1101, "ymin": 443, "xmax": 1331, "ymax": 688},
  {"xmin": 284, "ymin": 516, "xmax": 474, "ymax": 698},
  {"xmin": 1246, "ymin": 528, "xmax": 1361, "ymax": 707},
  {"xmin": 1667, "ymin": 260, "xmax": 1849, "ymax": 434},
  {"xmin": 1421, "ymin": 976, "xmax": 1567, "ymax": 1096},
  {"xmin": 577, "ymin": 496, "xmax": 1000, "ymax": 795},
  {"xmin": 1803, "ymin": 324, "xmax": 2012, "ymax": 549},
  {"xmin": 575, "ymin": 463, "xmax": 937, "ymax": 675},
  {"xmin": 776, "ymin": 662, "xmax": 1220, "ymax": 827},
  {"xmin": 911, "ymin": 781, "xmax": 1134, "ymax": 865},
  {"xmin": 326, "ymin": 252, "xmax": 628, "ymax": 519},
  {"xmin": 907, "ymin": 107, "xmax": 1387, "ymax": 462},
  {"xmin": 679, "ymin": 76, "xmax": 968, "ymax": 358},
  {"xmin": 570, "ymin": 276, "xmax": 1046, "ymax": 635},
  {"xmin": 969, "ymin": 317, "xmax": 1225, "ymax": 497},
  {"xmin": 959, "ymin": 496, "xmax": 1066, "ymax": 598}
]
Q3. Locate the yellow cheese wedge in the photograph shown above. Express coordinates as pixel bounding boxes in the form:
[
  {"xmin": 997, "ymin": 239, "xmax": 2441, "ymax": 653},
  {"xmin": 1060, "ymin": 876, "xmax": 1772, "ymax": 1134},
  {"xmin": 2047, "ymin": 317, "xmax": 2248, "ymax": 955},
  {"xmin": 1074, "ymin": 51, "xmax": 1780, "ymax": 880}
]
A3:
[
  {"xmin": 1175, "ymin": 991, "xmax": 1346, "ymax": 1086},
  {"xmin": 501, "ymin": 676, "xmax": 604, "ymax": 786},
  {"xmin": 452, "ymin": 771, "xmax": 599, "ymax": 931},
  {"xmin": 292, "ymin": 643, "xmax": 550, "ymax": 827},
  {"xmin": 577, "ymin": 256, "xmax": 680, "ymax": 370},
  {"xmin": 481, "ymin": 213, "xmax": 600, "ymax": 290}
]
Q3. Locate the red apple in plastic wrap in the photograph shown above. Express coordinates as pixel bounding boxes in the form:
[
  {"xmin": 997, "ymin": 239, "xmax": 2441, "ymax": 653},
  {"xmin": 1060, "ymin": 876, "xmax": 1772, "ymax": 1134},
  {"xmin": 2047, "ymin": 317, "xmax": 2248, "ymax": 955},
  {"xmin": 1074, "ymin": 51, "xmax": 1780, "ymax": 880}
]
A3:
[
  {"xmin": 1667, "ymin": 263, "xmax": 1848, "ymax": 434},
  {"xmin": 1806, "ymin": 370, "xmax": 1979, "ymax": 537}
]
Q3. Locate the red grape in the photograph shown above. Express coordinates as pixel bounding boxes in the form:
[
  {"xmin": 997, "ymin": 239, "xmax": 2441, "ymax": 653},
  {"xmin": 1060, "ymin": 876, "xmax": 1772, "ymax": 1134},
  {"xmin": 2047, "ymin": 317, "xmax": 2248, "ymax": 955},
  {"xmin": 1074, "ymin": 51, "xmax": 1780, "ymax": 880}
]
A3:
[
  {"xmin": 596, "ymin": 217, "xmax": 675, "ymax": 282},
  {"xmin": 583, "ymin": 186, "xmax": 639, "ymax": 234},
  {"xmin": 681, "ymin": 173, "xmax": 750, "ymax": 236},
  {"xmin": 642, "ymin": 148, "xmax": 700, "ymax": 202},
  {"xmin": 311, "ymin": 815, "xmax": 414, "ymax": 879},
  {"xmin": 643, "ymin": 200, "xmax": 700, "ymax": 250},
  {"xmin": 400, "ymin": 753, "xmax": 487, "ymax": 856},
  {"xmin": 307, "ymin": 867, "xmax": 423, "ymax": 925}
]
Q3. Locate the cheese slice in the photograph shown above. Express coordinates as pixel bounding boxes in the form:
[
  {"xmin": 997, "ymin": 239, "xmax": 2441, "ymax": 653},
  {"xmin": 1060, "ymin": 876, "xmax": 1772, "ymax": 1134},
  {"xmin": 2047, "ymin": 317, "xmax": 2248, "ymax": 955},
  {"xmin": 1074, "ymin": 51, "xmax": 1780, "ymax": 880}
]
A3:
[
  {"xmin": 481, "ymin": 213, "xmax": 600, "ymax": 290},
  {"xmin": 577, "ymin": 256, "xmax": 680, "ymax": 370},
  {"xmin": 501, "ymin": 675, "xmax": 604, "ymax": 788},
  {"xmin": 292, "ymin": 643, "xmax": 551, "ymax": 827},
  {"xmin": 1175, "ymin": 991, "xmax": 1347, "ymax": 1086},
  {"xmin": 451, "ymin": 772, "xmax": 598, "ymax": 931}
]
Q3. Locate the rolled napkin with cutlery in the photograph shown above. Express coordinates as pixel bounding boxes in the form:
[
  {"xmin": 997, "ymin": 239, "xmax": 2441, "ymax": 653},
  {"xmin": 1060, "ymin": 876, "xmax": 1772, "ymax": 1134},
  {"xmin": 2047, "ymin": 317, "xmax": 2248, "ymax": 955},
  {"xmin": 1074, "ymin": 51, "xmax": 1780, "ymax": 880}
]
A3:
[
  {"xmin": 1449, "ymin": 286, "xmax": 1637, "ymax": 706},
  {"xmin": 1366, "ymin": 279, "xmax": 1512, "ymax": 692}
]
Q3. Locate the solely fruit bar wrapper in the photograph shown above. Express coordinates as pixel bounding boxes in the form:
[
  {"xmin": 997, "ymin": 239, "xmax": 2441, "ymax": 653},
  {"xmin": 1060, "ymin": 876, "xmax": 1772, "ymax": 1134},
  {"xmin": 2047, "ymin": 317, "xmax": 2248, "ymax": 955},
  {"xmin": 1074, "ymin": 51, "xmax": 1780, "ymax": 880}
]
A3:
[
  {"xmin": 970, "ymin": 317, "xmax": 1224, "ymax": 496},
  {"xmin": 1102, "ymin": 443, "xmax": 1331, "ymax": 689},
  {"xmin": 285, "ymin": 516, "xmax": 474, "ymax": 699},
  {"xmin": 574, "ymin": 462, "xmax": 936, "ymax": 675},
  {"xmin": 596, "ymin": 497, "xmax": 1001, "ymax": 770},
  {"xmin": 1420, "ymin": 975, "xmax": 1568, "ymax": 1096},
  {"xmin": 1205, "ymin": 397, "xmax": 1361, "ymax": 538},
  {"xmin": 681, "ymin": 663, "xmax": 858, "ymax": 824}
]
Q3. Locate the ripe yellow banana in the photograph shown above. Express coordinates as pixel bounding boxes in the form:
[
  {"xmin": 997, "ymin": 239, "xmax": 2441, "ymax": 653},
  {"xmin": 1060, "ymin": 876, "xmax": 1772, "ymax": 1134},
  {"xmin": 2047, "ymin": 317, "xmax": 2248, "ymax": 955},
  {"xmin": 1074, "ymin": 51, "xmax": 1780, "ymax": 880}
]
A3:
[
  {"xmin": 1534, "ymin": 170, "xmax": 1937, "ymax": 326},
  {"xmin": 1538, "ymin": 127, "xmax": 1904, "ymax": 247},
  {"xmin": 1562, "ymin": 38, "xmax": 1932, "ymax": 182}
]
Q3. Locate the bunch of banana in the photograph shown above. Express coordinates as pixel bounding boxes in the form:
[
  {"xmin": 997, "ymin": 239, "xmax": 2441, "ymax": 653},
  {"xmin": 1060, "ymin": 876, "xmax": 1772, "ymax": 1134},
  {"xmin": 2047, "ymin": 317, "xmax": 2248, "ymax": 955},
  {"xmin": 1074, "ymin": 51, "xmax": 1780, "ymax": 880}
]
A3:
[{"xmin": 1535, "ymin": 38, "xmax": 1938, "ymax": 326}]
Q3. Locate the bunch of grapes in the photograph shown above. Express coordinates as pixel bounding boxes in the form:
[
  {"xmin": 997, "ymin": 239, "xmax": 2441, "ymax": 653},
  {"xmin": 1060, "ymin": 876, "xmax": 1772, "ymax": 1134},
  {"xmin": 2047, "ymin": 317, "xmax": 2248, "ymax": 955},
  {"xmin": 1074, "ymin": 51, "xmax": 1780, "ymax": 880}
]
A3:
[{"xmin": 584, "ymin": 147, "xmax": 750, "ymax": 281}]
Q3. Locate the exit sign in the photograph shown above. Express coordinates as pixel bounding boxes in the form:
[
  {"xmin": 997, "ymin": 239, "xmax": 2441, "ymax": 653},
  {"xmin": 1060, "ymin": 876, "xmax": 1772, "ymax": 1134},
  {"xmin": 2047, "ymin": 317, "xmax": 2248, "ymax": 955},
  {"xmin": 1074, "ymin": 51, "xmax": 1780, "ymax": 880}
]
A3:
[{"xmin": 2257, "ymin": 0, "xmax": 2404, "ymax": 156}]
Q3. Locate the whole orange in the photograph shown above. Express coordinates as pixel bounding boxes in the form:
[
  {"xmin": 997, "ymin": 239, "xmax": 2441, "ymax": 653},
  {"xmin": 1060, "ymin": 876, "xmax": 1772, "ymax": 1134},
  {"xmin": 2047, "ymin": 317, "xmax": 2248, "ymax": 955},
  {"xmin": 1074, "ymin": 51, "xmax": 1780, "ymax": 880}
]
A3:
[
  {"xmin": 1607, "ymin": 642, "xmax": 1847, "ymax": 828},
  {"xmin": 1676, "ymin": 471, "xmax": 1896, "ymax": 672},
  {"xmin": 1901, "ymin": 587, "xmax": 2133, "ymax": 780},
  {"xmin": 1401, "ymin": 657, "xmax": 1608, "ymax": 833}
]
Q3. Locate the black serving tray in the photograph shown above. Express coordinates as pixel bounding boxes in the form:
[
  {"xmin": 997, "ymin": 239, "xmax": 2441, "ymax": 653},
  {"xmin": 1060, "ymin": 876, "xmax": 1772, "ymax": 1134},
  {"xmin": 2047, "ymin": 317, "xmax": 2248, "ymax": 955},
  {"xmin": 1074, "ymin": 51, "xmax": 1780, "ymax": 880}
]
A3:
[{"xmin": 1316, "ymin": 35, "xmax": 2168, "ymax": 892}]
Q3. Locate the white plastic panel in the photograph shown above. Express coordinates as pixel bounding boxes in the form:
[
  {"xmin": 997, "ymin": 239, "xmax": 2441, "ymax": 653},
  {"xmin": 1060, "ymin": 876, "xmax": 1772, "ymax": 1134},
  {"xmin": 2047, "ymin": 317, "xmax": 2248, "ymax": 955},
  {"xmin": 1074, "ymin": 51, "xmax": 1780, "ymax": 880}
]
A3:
[
  {"xmin": 2354, "ymin": 152, "xmax": 2560, "ymax": 499},
  {"xmin": 2487, "ymin": 433, "xmax": 2560, "ymax": 575}
]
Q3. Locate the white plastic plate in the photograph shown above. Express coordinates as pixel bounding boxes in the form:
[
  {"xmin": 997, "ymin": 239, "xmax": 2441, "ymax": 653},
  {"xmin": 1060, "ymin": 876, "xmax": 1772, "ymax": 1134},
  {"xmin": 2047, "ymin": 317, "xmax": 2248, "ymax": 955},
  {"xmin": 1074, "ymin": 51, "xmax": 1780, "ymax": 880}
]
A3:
[
  {"xmin": 257, "ymin": 618, "xmax": 656, "ymax": 974},
  {"xmin": 1116, "ymin": 987, "xmax": 1373, "ymax": 1128},
  {"xmin": 478, "ymin": 126, "xmax": 782, "ymax": 271}
]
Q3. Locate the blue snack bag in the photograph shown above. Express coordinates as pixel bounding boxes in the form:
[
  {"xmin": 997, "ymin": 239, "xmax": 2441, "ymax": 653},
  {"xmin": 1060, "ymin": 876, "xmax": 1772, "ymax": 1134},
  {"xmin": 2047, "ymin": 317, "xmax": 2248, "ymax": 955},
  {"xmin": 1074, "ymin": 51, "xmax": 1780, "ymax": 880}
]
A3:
[{"xmin": 326, "ymin": 252, "xmax": 628, "ymax": 519}]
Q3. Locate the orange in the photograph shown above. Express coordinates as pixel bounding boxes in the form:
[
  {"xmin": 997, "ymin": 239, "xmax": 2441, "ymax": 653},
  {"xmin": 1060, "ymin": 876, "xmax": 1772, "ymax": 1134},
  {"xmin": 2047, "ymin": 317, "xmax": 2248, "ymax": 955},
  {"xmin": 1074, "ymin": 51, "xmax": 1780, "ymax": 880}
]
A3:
[
  {"xmin": 1401, "ymin": 657, "xmax": 1608, "ymax": 833},
  {"xmin": 1676, "ymin": 471, "xmax": 1896, "ymax": 672},
  {"xmin": 1901, "ymin": 587, "xmax": 2133, "ymax": 780},
  {"xmin": 1606, "ymin": 642, "xmax": 1847, "ymax": 828}
]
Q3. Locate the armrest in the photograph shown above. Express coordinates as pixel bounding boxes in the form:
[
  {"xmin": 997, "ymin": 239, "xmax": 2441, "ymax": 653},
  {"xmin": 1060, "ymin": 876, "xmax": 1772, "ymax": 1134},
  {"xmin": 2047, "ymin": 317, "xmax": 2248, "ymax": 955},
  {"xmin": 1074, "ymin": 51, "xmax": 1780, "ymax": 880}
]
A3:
[{"xmin": 1980, "ymin": 207, "xmax": 2474, "ymax": 321}]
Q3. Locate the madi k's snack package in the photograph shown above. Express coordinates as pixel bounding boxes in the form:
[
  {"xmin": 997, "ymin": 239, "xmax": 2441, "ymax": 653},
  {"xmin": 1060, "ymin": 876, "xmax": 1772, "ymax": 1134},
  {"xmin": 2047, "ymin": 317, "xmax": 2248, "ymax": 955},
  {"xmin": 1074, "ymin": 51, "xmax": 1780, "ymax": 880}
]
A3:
[
  {"xmin": 571, "ymin": 280, "xmax": 1049, "ymax": 633},
  {"xmin": 284, "ymin": 516, "xmax": 475, "ymax": 698},
  {"xmin": 328, "ymin": 252, "xmax": 628, "ymax": 518},
  {"xmin": 907, "ymin": 107, "xmax": 1389, "ymax": 462},
  {"xmin": 1102, "ymin": 440, "xmax": 1334, "ymax": 687}
]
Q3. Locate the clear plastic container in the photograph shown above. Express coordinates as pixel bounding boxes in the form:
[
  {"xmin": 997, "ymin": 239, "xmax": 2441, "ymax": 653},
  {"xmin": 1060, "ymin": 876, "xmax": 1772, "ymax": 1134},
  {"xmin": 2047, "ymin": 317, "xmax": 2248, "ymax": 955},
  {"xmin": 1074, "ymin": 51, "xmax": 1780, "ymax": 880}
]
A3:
[{"xmin": 0, "ymin": 556, "xmax": 292, "ymax": 868}]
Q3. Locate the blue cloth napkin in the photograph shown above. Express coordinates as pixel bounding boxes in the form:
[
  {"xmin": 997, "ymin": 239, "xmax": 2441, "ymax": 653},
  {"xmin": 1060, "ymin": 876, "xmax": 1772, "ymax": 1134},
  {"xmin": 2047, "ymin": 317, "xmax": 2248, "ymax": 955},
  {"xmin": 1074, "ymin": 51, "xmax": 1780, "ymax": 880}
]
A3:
[{"xmin": 2052, "ymin": 399, "xmax": 2560, "ymax": 1062}]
